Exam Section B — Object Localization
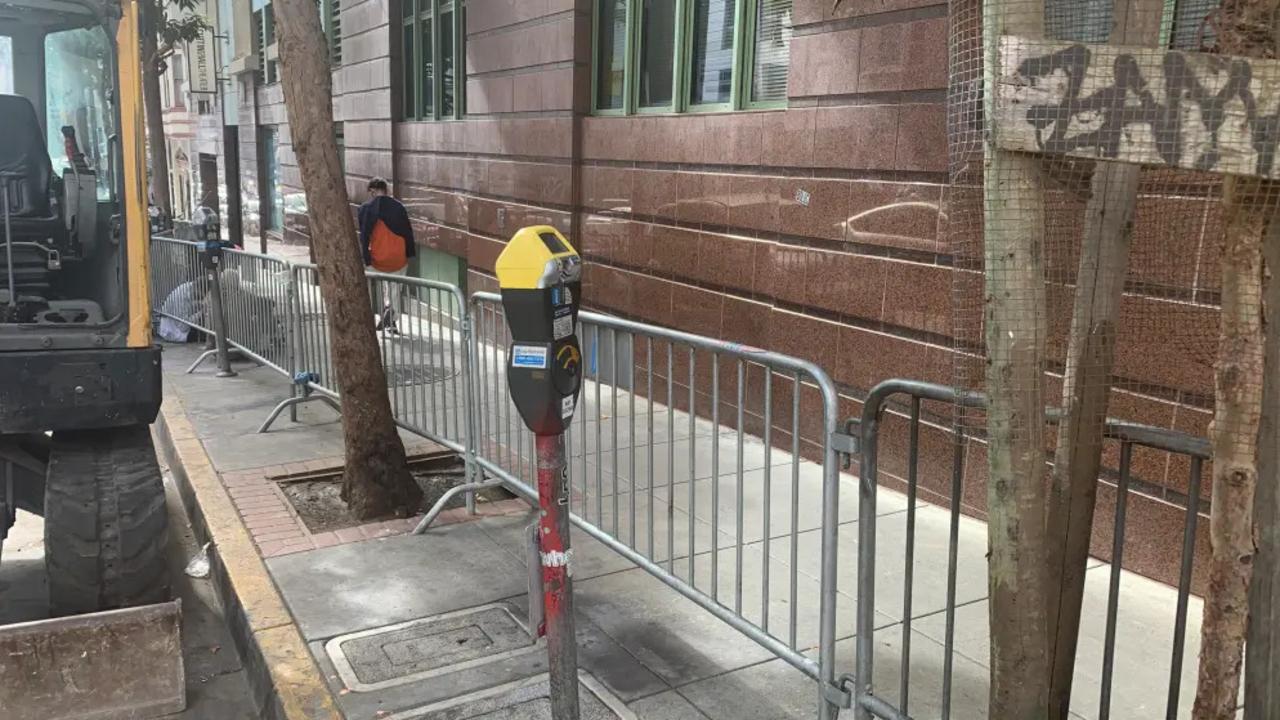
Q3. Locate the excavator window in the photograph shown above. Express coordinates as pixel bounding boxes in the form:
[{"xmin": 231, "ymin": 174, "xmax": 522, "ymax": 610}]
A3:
[{"xmin": 45, "ymin": 24, "xmax": 114, "ymax": 201}]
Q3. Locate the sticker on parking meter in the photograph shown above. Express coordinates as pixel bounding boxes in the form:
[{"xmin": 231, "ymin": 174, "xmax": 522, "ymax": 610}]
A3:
[
  {"xmin": 553, "ymin": 314, "xmax": 573, "ymax": 340},
  {"xmin": 512, "ymin": 345, "xmax": 548, "ymax": 369},
  {"xmin": 561, "ymin": 395, "xmax": 574, "ymax": 419}
]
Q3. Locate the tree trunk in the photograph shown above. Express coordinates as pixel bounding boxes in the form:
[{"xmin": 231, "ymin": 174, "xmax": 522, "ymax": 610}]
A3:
[
  {"xmin": 1245, "ymin": 213, "xmax": 1280, "ymax": 720},
  {"xmin": 139, "ymin": 0, "xmax": 171, "ymax": 219},
  {"xmin": 1194, "ymin": 173, "xmax": 1268, "ymax": 720},
  {"xmin": 271, "ymin": 0, "xmax": 422, "ymax": 518},
  {"xmin": 1193, "ymin": 4, "xmax": 1277, "ymax": 717},
  {"xmin": 983, "ymin": 1, "xmax": 1051, "ymax": 716},
  {"xmin": 1043, "ymin": 4, "xmax": 1163, "ymax": 717}
]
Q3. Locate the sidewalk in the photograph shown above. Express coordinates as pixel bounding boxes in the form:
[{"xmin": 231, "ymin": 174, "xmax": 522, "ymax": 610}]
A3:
[{"xmin": 158, "ymin": 340, "xmax": 1203, "ymax": 720}]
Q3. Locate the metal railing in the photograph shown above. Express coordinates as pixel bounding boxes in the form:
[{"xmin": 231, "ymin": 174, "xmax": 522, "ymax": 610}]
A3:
[
  {"xmin": 151, "ymin": 240, "xmax": 1215, "ymax": 720},
  {"xmin": 461, "ymin": 291, "xmax": 846, "ymax": 718},
  {"xmin": 849, "ymin": 379, "xmax": 1210, "ymax": 720},
  {"xmin": 151, "ymin": 237, "xmax": 211, "ymax": 336}
]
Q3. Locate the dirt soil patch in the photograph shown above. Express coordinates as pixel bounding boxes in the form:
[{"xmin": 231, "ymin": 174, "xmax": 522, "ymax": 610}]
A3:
[{"xmin": 279, "ymin": 455, "xmax": 514, "ymax": 533}]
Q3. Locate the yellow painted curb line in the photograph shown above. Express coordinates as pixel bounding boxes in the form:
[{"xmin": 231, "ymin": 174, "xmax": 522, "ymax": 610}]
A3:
[{"xmin": 156, "ymin": 395, "xmax": 341, "ymax": 720}]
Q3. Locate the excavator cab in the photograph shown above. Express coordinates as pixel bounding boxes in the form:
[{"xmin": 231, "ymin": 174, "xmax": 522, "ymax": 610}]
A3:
[{"xmin": 0, "ymin": 0, "xmax": 167, "ymax": 616}]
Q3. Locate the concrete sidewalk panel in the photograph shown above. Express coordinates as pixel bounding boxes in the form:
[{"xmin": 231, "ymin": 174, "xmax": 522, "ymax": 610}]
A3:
[
  {"xmin": 268, "ymin": 527, "xmax": 529, "ymax": 640},
  {"xmin": 629, "ymin": 691, "xmax": 712, "ymax": 720},
  {"xmin": 761, "ymin": 506, "xmax": 990, "ymax": 624},
  {"xmin": 498, "ymin": 592, "xmax": 672, "ymax": 703},
  {"xmin": 911, "ymin": 564, "xmax": 1202, "ymax": 720},
  {"xmin": 577, "ymin": 484, "xmax": 742, "ymax": 562},
  {"xmin": 597, "ymin": 436, "xmax": 773, "ymax": 487},
  {"xmin": 651, "ymin": 465, "xmax": 899, "ymax": 545},
  {"xmin": 204, "ymin": 428, "xmax": 348, "ymax": 471},
  {"xmin": 387, "ymin": 672, "xmax": 633, "ymax": 719},
  {"xmin": 677, "ymin": 657, "xmax": 827, "ymax": 720},
  {"xmin": 572, "ymin": 565, "xmax": 780, "ymax": 686},
  {"xmin": 669, "ymin": 543, "xmax": 866, "ymax": 647},
  {"xmin": 678, "ymin": 626, "xmax": 991, "ymax": 720}
]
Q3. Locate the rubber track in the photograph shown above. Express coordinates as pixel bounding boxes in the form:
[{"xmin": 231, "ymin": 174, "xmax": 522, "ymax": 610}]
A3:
[{"xmin": 44, "ymin": 426, "xmax": 170, "ymax": 615}]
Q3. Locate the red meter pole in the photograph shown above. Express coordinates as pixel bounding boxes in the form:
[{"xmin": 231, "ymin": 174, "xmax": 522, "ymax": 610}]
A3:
[{"xmin": 536, "ymin": 432, "xmax": 579, "ymax": 719}]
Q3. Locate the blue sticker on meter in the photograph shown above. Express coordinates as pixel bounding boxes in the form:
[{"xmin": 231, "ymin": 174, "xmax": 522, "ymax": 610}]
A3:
[{"xmin": 512, "ymin": 345, "xmax": 548, "ymax": 369}]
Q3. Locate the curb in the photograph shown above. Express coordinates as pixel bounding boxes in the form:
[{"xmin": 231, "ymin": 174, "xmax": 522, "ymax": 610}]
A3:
[{"xmin": 155, "ymin": 395, "xmax": 341, "ymax": 720}]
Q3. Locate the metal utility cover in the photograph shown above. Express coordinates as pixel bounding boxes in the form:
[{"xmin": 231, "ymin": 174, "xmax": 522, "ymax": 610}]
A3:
[
  {"xmin": 326, "ymin": 604, "xmax": 541, "ymax": 692},
  {"xmin": 385, "ymin": 673, "xmax": 634, "ymax": 720}
]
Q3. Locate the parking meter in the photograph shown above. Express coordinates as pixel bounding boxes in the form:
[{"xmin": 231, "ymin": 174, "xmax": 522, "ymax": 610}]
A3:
[
  {"xmin": 192, "ymin": 207, "xmax": 222, "ymax": 245},
  {"xmin": 194, "ymin": 209, "xmax": 235, "ymax": 378},
  {"xmin": 495, "ymin": 225, "xmax": 582, "ymax": 720},
  {"xmin": 496, "ymin": 225, "xmax": 583, "ymax": 435}
]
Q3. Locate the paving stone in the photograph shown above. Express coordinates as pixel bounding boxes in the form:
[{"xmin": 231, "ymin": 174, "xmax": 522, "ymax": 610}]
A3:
[
  {"xmin": 391, "ymin": 673, "xmax": 630, "ymax": 720},
  {"xmin": 268, "ymin": 526, "xmax": 529, "ymax": 640}
]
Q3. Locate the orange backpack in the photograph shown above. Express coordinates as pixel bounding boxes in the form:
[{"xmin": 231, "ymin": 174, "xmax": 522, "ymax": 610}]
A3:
[{"xmin": 369, "ymin": 220, "xmax": 408, "ymax": 272}]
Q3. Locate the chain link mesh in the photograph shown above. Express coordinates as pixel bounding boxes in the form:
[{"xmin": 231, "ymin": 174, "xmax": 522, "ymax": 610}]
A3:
[{"xmin": 947, "ymin": 0, "xmax": 1241, "ymax": 508}]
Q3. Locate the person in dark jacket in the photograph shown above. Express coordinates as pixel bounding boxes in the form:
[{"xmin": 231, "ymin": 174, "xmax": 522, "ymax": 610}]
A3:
[{"xmin": 357, "ymin": 178, "xmax": 416, "ymax": 334}]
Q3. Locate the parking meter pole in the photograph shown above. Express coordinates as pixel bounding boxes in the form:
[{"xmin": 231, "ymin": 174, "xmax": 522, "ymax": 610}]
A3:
[
  {"xmin": 495, "ymin": 225, "xmax": 584, "ymax": 719},
  {"xmin": 199, "ymin": 244, "xmax": 236, "ymax": 378},
  {"xmin": 536, "ymin": 432, "xmax": 579, "ymax": 720}
]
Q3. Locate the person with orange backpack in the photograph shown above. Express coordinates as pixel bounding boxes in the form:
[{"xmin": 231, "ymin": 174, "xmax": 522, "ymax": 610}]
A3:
[{"xmin": 358, "ymin": 177, "xmax": 417, "ymax": 334}]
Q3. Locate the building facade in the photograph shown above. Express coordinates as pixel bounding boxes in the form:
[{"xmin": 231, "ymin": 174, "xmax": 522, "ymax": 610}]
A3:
[{"xmin": 169, "ymin": 0, "xmax": 1222, "ymax": 590}]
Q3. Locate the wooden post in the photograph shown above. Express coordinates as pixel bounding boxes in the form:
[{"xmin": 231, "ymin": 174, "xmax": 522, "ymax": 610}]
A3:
[
  {"xmin": 983, "ymin": 1, "xmax": 1052, "ymax": 716},
  {"xmin": 1044, "ymin": 3, "xmax": 1164, "ymax": 717},
  {"xmin": 1194, "ymin": 4, "xmax": 1278, "ymax": 718},
  {"xmin": 1246, "ymin": 219, "xmax": 1280, "ymax": 719}
]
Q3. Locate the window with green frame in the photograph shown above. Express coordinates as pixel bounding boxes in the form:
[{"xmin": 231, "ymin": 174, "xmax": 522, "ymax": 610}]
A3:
[
  {"xmin": 259, "ymin": 127, "xmax": 282, "ymax": 231},
  {"xmin": 594, "ymin": 0, "xmax": 791, "ymax": 114},
  {"xmin": 322, "ymin": 0, "xmax": 343, "ymax": 65},
  {"xmin": 252, "ymin": 6, "xmax": 278, "ymax": 85},
  {"xmin": 402, "ymin": 0, "xmax": 466, "ymax": 120}
]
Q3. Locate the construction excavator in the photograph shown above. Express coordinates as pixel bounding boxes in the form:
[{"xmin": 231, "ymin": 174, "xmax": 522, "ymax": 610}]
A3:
[{"xmin": 0, "ymin": 1, "xmax": 184, "ymax": 715}]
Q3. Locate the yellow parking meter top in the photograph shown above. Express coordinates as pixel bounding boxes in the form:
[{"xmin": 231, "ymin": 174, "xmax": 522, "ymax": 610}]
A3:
[{"xmin": 495, "ymin": 226, "xmax": 580, "ymax": 290}]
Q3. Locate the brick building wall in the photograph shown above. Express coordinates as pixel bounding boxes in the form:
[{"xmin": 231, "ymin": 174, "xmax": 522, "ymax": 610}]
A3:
[{"xmin": 208, "ymin": 0, "xmax": 1215, "ymax": 590}]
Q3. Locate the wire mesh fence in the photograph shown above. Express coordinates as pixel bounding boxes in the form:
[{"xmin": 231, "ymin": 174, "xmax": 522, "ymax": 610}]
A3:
[{"xmin": 946, "ymin": 0, "xmax": 1273, "ymax": 718}]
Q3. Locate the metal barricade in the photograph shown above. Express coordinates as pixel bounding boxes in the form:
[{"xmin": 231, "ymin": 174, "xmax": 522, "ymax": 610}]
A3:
[
  {"xmin": 218, "ymin": 248, "xmax": 294, "ymax": 377},
  {"xmin": 148, "ymin": 243, "xmax": 1219, "ymax": 720},
  {"xmin": 149, "ymin": 237, "xmax": 210, "ymax": 335},
  {"xmin": 849, "ymin": 379, "xmax": 1210, "ymax": 720},
  {"xmin": 455, "ymin": 291, "xmax": 847, "ymax": 720},
  {"xmin": 268, "ymin": 264, "xmax": 479, "ymax": 500}
]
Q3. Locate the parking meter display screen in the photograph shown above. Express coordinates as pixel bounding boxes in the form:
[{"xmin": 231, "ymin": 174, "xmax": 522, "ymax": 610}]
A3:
[{"xmin": 539, "ymin": 232, "xmax": 569, "ymax": 254}]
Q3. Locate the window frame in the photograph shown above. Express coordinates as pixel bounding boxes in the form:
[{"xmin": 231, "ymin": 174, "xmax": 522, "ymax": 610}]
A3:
[
  {"xmin": 740, "ymin": 0, "xmax": 789, "ymax": 110},
  {"xmin": 592, "ymin": 0, "xmax": 787, "ymax": 115},
  {"xmin": 259, "ymin": 126, "xmax": 282, "ymax": 232},
  {"xmin": 253, "ymin": 5, "xmax": 279, "ymax": 85},
  {"xmin": 322, "ymin": 0, "xmax": 342, "ymax": 66},
  {"xmin": 402, "ymin": 0, "xmax": 466, "ymax": 121}
]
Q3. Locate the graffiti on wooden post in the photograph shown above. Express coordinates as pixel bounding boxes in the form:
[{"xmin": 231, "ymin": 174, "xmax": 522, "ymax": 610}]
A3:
[{"xmin": 995, "ymin": 37, "xmax": 1280, "ymax": 179}]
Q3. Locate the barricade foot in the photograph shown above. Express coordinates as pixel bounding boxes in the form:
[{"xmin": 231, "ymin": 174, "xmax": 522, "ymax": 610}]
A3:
[
  {"xmin": 410, "ymin": 478, "xmax": 508, "ymax": 534},
  {"xmin": 257, "ymin": 394, "xmax": 341, "ymax": 433},
  {"xmin": 185, "ymin": 349, "xmax": 217, "ymax": 374},
  {"xmin": 186, "ymin": 347, "xmax": 245, "ymax": 377}
]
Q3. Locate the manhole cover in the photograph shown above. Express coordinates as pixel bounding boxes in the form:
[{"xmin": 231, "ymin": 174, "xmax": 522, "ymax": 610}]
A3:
[
  {"xmin": 385, "ymin": 673, "xmax": 634, "ymax": 720},
  {"xmin": 385, "ymin": 364, "xmax": 455, "ymax": 386},
  {"xmin": 326, "ymin": 604, "xmax": 540, "ymax": 691}
]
